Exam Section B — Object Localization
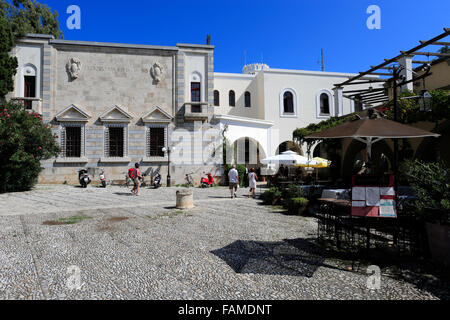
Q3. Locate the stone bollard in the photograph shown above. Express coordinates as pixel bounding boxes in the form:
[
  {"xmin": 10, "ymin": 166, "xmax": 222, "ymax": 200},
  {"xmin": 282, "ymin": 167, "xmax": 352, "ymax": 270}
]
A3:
[{"xmin": 176, "ymin": 189, "xmax": 194, "ymax": 209}]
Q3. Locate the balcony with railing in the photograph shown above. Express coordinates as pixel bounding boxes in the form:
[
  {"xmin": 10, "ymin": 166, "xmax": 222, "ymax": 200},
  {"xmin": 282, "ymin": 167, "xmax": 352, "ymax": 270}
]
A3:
[
  {"xmin": 11, "ymin": 97, "xmax": 43, "ymax": 114},
  {"xmin": 184, "ymin": 102, "xmax": 210, "ymax": 121}
]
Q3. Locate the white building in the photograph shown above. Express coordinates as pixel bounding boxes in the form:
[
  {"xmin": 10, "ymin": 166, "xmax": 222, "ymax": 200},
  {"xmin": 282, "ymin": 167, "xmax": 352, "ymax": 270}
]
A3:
[{"xmin": 212, "ymin": 63, "xmax": 381, "ymax": 169}]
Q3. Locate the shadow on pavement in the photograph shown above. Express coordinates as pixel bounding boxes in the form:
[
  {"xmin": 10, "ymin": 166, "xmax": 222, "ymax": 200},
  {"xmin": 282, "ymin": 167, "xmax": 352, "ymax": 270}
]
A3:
[
  {"xmin": 211, "ymin": 237, "xmax": 450, "ymax": 299},
  {"xmin": 113, "ymin": 192, "xmax": 134, "ymax": 197},
  {"xmin": 208, "ymin": 196, "xmax": 235, "ymax": 199},
  {"xmin": 211, "ymin": 238, "xmax": 332, "ymax": 278}
]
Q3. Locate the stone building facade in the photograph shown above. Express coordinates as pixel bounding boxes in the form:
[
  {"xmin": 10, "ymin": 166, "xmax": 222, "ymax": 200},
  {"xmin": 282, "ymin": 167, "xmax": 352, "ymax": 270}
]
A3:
[
  {"xmin": 11, "ymin": 34, "xmax": 221, "ymax": 185},
  {"xmin": 10, "ymin": 34, "xmax": 385, "ymax": 186}
]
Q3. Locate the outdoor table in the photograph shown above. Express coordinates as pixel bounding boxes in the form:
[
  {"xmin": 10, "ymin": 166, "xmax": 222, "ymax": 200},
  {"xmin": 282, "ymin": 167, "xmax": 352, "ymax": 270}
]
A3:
[
  {"xmin": 317, "ymin": 198, "xmax": 351, "ymax": 209},
  {"xmin": 321, "ymin": 189, "xmax": 350, "ymax": 200},
  {"xmin": 317, "ymin": 180, "xmax": 332, "ymax": 185},
  {"xmin": 300, "ymin": 185, "xmax": 326, "ymax": 198}
]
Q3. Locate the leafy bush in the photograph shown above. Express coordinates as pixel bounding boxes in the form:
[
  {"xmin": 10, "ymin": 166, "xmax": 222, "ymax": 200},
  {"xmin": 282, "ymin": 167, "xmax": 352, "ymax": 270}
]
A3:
[
  {"xmin": 0, "ymin": 101, "xmax": 60, "ymax": 193},
  {"xmin": 401, "ymin": 160, "xmax": 450, "ymax": 224},
  {"xmin": 261, "ymin": 187, "xmax": 282, "ymax": 205},
  {"xmin": 284, "ymin": 184, "xmax": 304, "ymax": 199},
  {"xmin": 287, "ymin": 197, "xmax": 310, "ymax": 215}
]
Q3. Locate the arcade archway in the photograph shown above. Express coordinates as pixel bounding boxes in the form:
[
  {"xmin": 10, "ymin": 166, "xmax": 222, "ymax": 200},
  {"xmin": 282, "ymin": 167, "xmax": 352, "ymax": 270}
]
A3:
[
  {"xmin": 415, "ymin": 120, "xmax": 450, "ymax": 166},
  {"xmin": 232, "ymin": 137, "xmax": 267, "ymax": 166},
  {"xmin": 276, "ymin": 141, "xmax": 303, "ymax": 155},
  {"xmin": 342, "ymin": 139, "xmax": 393, "ymax": 184}
]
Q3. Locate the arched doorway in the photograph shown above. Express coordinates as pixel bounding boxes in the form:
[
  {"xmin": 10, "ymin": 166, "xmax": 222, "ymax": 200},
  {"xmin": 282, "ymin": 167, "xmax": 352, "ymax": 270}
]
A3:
[
  {"xmin": 233, "ymin": 137, "xmax": 267, "ymax": 167},
  {"xmin": 276, "ymin": 141, "xmax": 302, "ymax": 155},
  {"xmin": 313, "ymin": 143, "xmax": 324, "ymax": 158},
  {"xmin": 415, "ymin": 120, "xmax": 450, "ymax": 166}
]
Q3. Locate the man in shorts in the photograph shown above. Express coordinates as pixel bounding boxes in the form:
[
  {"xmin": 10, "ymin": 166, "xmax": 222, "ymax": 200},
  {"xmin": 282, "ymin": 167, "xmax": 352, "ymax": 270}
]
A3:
[{"xmin": 228, "ymin": 165, "xmax": 239, "ymax": 199}]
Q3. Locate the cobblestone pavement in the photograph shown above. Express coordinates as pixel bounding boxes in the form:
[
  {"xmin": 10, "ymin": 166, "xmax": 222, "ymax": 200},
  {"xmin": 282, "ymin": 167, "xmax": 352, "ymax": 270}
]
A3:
[{"xmin": 0, "ymin": 185, "xmax": 446, "ymax": 300}]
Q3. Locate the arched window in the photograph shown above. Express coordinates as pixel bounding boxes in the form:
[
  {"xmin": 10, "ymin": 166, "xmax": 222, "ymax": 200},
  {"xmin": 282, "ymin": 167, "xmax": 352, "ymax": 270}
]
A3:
[
  {"xmin": 22, "ymin": 64, "xmax": 37, "ymax": 109},
  {"xmin": 283, "ymin": 91, "xmax": 294, "ymax": 113},
  {"xmin": 214, "ymin": 90, "xmax": 220, "ymax": 106},
  {"xmin": 245, "ymin": 91, "xmax": 251, "ymax": 108},
  {"xmin": 229, "ymin": 90, "xmax": 235, "ymax": 107},
  {"xmin": 316, "ymin": 90, "xmax": 334, "ymax": 118},
  {"xmin": 279, "ymin": 89, "xmax": 298, "ymax": 118},
  {"xmin": 320, "ymin": 93, "xmax": 330, "ymax": 115},
  {"xmin": 189, "ymin": 72, "xmax": 202, "ymax": 103}
]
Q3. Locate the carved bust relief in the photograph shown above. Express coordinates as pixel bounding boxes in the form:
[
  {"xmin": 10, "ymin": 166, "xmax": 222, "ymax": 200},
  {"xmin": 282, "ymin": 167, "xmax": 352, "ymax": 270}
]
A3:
[
  {"xmin": 66, "ymin": 58, "xmax": 82, "ymax": 80},
  {"xmin": 150, "ymin": 62, "xmax": 164, "ymax": 84}
]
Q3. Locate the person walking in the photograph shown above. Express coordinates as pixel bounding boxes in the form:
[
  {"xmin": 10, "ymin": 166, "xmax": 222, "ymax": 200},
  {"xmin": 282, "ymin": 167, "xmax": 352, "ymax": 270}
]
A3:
[
  {"xmin": 244, "ymin": 166, "xmax": 249, "ymax": 188},
  {"xmin": 132, "ymin": 163, "xmax": 143, "ymax": 196},
  {"xmin": 248, "ymin": 168, "xmax": 258, "ymax": 199},
  {"xmin": 228, "ymin": 165, "xmax": 239, "ymax": 199}
]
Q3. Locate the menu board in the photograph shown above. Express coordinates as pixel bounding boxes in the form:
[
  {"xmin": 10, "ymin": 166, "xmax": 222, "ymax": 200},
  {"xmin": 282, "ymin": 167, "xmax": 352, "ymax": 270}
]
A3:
[{"xmin": 351, "ymin": 175, "xmax": 397, "ymax": 218}]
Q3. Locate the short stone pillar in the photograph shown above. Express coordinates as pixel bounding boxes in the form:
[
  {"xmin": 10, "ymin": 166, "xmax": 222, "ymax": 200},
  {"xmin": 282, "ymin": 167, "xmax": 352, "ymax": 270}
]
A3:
[{"xmin": 176, "ymin": 189, "xmax": 194, "ymax": 209}]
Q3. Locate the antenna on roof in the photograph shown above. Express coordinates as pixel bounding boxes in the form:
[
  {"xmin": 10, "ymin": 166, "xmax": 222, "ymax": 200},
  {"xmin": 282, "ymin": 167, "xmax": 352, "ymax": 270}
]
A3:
[{"xmin": 317, "ymin": 49, "xmax": 325, "ymax": 71}]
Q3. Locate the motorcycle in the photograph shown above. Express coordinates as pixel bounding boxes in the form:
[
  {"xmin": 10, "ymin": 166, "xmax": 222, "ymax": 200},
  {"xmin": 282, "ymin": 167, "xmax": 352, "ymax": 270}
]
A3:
[
  {"xmin": 201, "ymin": 172, "xmax": 215, "ymax": 188},
  {"xmin": 78, "ymin": 169, "xmax": 91, "ymax": 188},
  {"xmin": 99, "ymin": 168, "xmax": 107, "ymax": 188},
  {"xmin": 153, "ymin": 173, "xmax": 162, "ymax": 189}
]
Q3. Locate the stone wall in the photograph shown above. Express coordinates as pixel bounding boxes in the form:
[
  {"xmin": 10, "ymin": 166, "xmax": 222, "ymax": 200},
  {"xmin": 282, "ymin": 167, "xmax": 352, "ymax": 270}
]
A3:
[
  {"xmin": 52, "ymin": 45, "xmax": 175, "ymax": 121},
  {"xmin": 12, "ymin": 37, "xmax": 221, "ymax": 186},
  {"xmin": 38, "ymin": 42, "xmax": 179, "ymax": 184}
]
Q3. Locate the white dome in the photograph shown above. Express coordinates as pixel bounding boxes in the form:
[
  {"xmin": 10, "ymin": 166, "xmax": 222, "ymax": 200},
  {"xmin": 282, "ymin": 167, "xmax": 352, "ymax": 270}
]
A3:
[{"xmin": 242, "ymin": 63, "xmax": 270, "ymax": 74}]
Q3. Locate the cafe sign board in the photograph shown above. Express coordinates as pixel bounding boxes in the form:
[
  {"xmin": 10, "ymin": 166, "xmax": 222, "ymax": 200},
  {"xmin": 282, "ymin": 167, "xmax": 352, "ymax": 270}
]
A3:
[{"xmin": 351, "ymin": 175, "xmax": 397, "ymax": 218}]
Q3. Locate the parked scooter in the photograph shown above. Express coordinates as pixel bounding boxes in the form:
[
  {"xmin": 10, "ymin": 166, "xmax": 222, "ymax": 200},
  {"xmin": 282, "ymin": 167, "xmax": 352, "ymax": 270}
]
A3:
[
  {"xmin": 153, "ymin": 173, "xmax": 162, "ymax": 189},
  {"xmin": 201, "ymin": 172, "xmax": 215, "ymax": 188},
  {"xmin": 78, "ymin": 169, "xmax": 91, "ymax": 188},
  {"xmin": 99, "ymin": 168, "xmax": 107, "ymax": 188}
]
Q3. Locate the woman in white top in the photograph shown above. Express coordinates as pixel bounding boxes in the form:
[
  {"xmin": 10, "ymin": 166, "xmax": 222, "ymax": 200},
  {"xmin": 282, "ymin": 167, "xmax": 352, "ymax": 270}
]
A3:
[{"xmin": 248, "ymin": 168, "xmax": 258, "ymax": 199}]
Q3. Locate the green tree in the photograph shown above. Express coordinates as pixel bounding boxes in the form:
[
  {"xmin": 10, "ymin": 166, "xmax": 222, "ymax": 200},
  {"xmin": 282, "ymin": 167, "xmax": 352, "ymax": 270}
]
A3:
[
  {"xmin": 438, "ymin": 45, "xmax": 449, "ymax": 54},
  {"xmin": 0, "ymin": 13, "xmax": 17, "ymax": 100},
  {"xmin": 1, "ymin": 0, "xmax": 63, "ymax": 39},
  {"xmin": 382, "ymin": 90, "xmax": 450, "ymax": 126},
  {"xmin": 401, "ymin": 160, "xmax": 450, "ymax": 224},
  {"xmin": 0, "ymin": 101, "xmax": 60, "ymax": 193}
]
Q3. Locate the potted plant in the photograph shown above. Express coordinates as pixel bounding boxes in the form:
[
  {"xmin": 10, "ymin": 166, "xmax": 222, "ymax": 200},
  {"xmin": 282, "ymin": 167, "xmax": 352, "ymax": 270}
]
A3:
[
  {"xmin": 261, "ymin": 187, "xmax": 282, "ymax": 205},
  {"xmin": 287, "ymin": 197, "xmax": 310, "ymax": 216},
  {"xmin": 402, "ymin": 160, "xmax": 450, "ymax": 266}
]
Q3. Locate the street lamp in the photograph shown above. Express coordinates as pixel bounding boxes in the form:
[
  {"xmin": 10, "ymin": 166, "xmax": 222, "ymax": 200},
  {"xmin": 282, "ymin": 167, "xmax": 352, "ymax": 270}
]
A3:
[
  {"xmin": 419, "ymin": 91, "xmax": 433, "ymax": 112},
  {"xmin": 162, "ymin": 146, "xmax": 175, "ymax": 187}
]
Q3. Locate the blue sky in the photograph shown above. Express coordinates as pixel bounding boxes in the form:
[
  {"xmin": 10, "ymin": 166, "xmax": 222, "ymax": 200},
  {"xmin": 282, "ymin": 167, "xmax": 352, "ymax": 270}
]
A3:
[{"xmin": 39, "ymin": 0, "xmax": 449, "ymax": 74}]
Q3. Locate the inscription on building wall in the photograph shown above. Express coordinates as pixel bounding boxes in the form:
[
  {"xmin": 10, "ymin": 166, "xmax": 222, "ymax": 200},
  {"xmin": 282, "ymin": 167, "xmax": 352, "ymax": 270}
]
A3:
[{"xmin": 84, "ymin": 65, "xmax": 149, "ymax": 74}]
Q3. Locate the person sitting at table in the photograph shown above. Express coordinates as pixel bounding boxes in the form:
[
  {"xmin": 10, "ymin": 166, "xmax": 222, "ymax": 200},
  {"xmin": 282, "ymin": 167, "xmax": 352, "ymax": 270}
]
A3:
[
  {"xmin": 304, "ymin": 173, "xmax": 313, "ymax": 185},
  {"xmin": 295, "ymin": 167, "xmax": 303, "ymax": 182},
  {"xmin": 278, "ymin": 165, "xmax": 285, "ymax": 178},
  {"xmin": 284, "ymin": 166, "xmax": 289, "ymax": 178}
]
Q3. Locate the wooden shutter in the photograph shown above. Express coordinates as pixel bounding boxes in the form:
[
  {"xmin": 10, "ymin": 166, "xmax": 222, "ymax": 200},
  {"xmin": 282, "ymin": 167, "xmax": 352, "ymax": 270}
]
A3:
[
  {"xmin": 146, "ymin": 127, "xmax": 151, "ymax": 158},
  {"xmin": 60, "ymin": 127, "xmax": 66, "ymax": 157},
  {"xmin": 104, "ymin": 126, "xmax": 110, "ymax": 157}
]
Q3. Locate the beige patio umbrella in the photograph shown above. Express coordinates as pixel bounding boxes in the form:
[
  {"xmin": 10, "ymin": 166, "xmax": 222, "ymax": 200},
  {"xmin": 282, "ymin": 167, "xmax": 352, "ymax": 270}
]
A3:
[{"xmin": 306, "ymin": 112, "xmax": 440, "ymax": 162}]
